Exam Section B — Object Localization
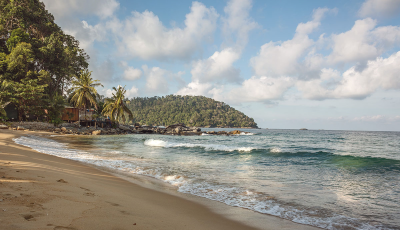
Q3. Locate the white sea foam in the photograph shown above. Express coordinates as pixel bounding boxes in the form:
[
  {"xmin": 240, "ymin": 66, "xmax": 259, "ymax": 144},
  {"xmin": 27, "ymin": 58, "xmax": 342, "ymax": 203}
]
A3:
[
  {"xmin": 239, "ymin": 132, "xmax": 255, "ymax": 135},
  {"xmin": 270, "ymin": 147, "xmax": 282, "ymax": 153},
  {"xmin": 144, "ymin": 139, "xmax": 255, "ymax": 152}
]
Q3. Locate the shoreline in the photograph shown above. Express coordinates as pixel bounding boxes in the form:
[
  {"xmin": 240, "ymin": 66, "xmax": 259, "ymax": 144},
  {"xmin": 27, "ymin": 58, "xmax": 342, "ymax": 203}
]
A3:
[{"xmin": 1, "ymin": 129, "xmax": 320, "ymax": 230}]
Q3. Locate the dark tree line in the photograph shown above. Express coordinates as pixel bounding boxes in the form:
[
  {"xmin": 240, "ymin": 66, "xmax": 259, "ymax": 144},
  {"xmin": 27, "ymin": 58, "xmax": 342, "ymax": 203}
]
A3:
[{"xmin": 127, "ymin": 95, "xmax": 258, "ymax": 128}]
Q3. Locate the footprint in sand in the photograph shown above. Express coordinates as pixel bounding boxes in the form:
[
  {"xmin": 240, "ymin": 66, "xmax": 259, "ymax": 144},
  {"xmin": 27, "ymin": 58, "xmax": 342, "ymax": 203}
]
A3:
[{"xmin": 83, "ymin": 192, "xmax": 96, "ymax": 197}]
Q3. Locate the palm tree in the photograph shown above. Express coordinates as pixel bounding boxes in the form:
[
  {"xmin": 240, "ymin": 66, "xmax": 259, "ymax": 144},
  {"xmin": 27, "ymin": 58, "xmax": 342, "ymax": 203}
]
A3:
[
  {"xmin": 102, "ymin": 86, "xmax": 133, "ymax": 125},
  {"xmin": 70, "ymin": 69, "xmax": 103, "ymax": 126}
]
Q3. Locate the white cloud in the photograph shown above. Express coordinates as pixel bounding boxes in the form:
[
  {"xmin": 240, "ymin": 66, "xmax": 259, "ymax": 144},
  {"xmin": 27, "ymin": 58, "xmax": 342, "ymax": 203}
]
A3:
[
  {"xmin": 104, "ymin": 85, "xmax": 138, "ymax": 98},
  {"xmin": 225, "ymin": 76, "xmax": 295, "ymax": 103},
  {"xmin": 111, "ymin": 2, "xmax": 218, "ymax": 60},
  {"xmin": 250, "ymin": 8, "xmax": 333, "ymax": 77},
  {"xmin": 42, "ymin": 0, "xmax": 119, "ymax": 20},
  {"xmin": 175, "ymin": 81, "xmax": 213, "ymax": 96},
  {"xmin": 327, "ymin": 18, "xmax": 379, "ymax": 65},
  {"xmin": 120, "ymin": 61, "xmax": 142, "ymax": 81},
  {"xmin": 358, "ymin": 0, "xmax": 400, "ymax": 18},
  {"xmin": 142, "ymin": 65, "xmax": 169, "ymax": 94},
  {"xmin": 222, "ymin": 0, "xmax": 258, "ymax": 49},
  {"xmin": 297, "ymin": 51, "xmax": 400, "ymax": 100},
  {"xmin": 125, "ymin": 85, "xmax": 139, "ymax": 98},
  {"xmin": 191, "ymin": 48, "xmax": 241, "ymax": 83}
]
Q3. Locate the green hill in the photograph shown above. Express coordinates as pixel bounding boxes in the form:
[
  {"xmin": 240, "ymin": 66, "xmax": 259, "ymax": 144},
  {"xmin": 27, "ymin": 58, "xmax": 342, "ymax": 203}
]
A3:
[{"xmin": 126, "ymin": 95, "xmax": 258, "ymax": 128}]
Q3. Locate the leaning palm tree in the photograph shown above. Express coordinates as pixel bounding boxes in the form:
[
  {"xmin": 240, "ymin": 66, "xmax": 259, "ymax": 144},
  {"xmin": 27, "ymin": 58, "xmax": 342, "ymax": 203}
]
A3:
[
  {"xmin": 70, "ymin": 69, "xmax": 103, "ymax": 125},
  {"xmin": 102, "ymin": 86, "xmax": 133, "ymax": 124}
]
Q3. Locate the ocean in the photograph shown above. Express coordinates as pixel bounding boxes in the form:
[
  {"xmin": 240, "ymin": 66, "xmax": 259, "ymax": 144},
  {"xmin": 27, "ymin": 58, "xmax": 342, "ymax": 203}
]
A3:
[{"xmin": 14, "ymin": 129, "xmax": 400, "ymax": 230}]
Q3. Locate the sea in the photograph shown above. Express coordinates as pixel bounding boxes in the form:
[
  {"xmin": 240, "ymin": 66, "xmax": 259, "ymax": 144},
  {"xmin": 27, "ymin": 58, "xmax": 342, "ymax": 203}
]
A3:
[{"xmin": 13, "ymin": 129, "xmax": 400, "ymax": 230}]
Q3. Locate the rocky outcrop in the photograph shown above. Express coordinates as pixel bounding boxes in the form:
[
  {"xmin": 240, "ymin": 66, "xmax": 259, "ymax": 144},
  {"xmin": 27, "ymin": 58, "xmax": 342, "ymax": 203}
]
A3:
[{"xmin": 92, "ymin": 130, "xmax": 102, "ymax": 135}]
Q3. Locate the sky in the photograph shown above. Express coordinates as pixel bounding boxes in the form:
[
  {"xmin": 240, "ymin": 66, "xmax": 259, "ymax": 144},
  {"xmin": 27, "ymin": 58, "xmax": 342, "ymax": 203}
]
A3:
[{"xmin": 41, "ymin": 0, "xmax": 400, "ymax": 131}]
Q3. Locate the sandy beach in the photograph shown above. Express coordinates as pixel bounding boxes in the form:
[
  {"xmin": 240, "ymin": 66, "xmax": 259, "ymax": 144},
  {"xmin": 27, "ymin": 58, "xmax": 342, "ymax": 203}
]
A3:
[{"xmin": 0, "ymin": 129, "xmax": 321, "ymax": 230}]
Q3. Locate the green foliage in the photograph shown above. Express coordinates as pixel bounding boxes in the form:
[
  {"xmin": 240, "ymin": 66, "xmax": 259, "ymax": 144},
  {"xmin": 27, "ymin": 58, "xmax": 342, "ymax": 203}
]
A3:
[
  {"xmin": 47, "ymin": 93, "xmax": 66, "ymax": 126},
  {"xmin": 0, "ymin": 78, "xmax": 47, "ymax": 121},
  {"xmin": 126, "ymin": 95, "xmax": 258, "ymax": 128},
  {"xmin": 102, "ymin": 86, "xmax": 133, "ymax": 123},
  {"xmin": 70, "ymin": 69, "xmax": 102, "ymax": 110},
  {"xmin": 0, "ymin": 0, "xmax": 89, "ymax": 121}
]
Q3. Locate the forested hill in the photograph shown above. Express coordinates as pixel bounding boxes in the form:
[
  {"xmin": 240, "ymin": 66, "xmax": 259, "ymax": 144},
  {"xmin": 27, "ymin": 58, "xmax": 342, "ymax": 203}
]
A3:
[{"xmin": 126, "ymin": 95, "xmax": 258, "ymax": 128}]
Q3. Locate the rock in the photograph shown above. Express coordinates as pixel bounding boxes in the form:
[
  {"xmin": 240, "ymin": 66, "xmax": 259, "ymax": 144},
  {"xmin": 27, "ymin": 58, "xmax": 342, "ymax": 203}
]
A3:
[
  {"xmin": 55, "ymin": 128, "xmax": 61, "ymax": 132},
  {"xmin": 190, "ymin": 127, "xmax": 201, "ymax": 132},
  {"xmin": 0, "ymin": 124, "xmax": 8, "ymax": 129},
  {"xmin": 110, "ymin": 128, "xmax": 117, "ymax": 133},
  {"xmin": 229, "ymin": 130, "xmax": 241, "ymax": 135},
  {"xmin": 61, "ymin": 127, "xmax": 67, "ymax": 132},
  {"xmin": 207, "ymin": 131, "xmax": 216, "ymax": 134},
  {"xmin": 119, "ymin": 125, "xmax": 131, "ymax": 131},
  {"xmin": 217, "ymin": 131, "xmax": 227, "ymax": 135},
  {"xmin": 92, "ymin": 130, "xmax": 102, "ymax": 135},
  {"xmin": 174, "ymin": 126, "xmax": 182, "ymax": 134},
  {"xmin": 17, "ymin": 126, "xmax": 25, "ymax": 130}
]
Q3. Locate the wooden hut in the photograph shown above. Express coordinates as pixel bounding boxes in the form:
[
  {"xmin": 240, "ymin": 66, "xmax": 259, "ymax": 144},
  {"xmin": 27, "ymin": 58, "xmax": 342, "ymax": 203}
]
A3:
[{"xmin": 62, "ymin": 107, "xmax": 79, "ymax": 121}]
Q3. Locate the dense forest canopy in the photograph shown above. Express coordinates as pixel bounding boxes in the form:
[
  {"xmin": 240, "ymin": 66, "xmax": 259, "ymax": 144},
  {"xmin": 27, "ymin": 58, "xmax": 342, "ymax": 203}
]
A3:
[
  {"xmin": 127, "ymin": 95, "xmax": 258, "ymax": 128},
  {"xmin": 0, "ymin": 0, "xmax": 89, "ymax": 121}
]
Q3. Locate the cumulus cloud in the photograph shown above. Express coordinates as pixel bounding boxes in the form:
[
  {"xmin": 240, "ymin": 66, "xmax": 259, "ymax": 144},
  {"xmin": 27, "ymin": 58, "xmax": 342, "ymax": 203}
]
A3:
[
  {"xmin": 120, "ymin": 61, "xmax": 142, "ymax": 81},
  {"xmin": 175, "ymin": 81, "xmax": 213, "ymax": 96},
  {"xmin": 42, "ymin": 0, "xmax": 118, "ymax": 50},
  {"xmin": 358, "ymin": 0, "xmax": 400, "ymax": 18},
  {"xmin": 250, "ymin": 8, "xmax": 334, "ymax": 77},
  {"xmin": 42, "ymin": 0, "xmax": 119, "ymax": 19},
  {"xmin": 109, "ymin": 2, "xmax": 218, "ymax": 60},
  {"xmin": 142, "ymin": 65, "xmax": 170, "ymax": 94},
  {"xmin": 297, "ymin": 51, "xmax": 400, "ymax": 100},
  {"xmin": 191, "ymin": 48, "xmax": 241, "ymax": 83},
  {"xmin": 178, "ymin": 0, "xmax": 257, "ymax": 97},
  {"xmin": 224, "ymin": 76, "xmax": 295, "ymax": 103},
  {"xmin": 222, "ymin": 0, "xmax": 258, "ymax": 49},
  {"xmin": 125, "ymin": 85, "xmax": 139, "ymax": 98}
]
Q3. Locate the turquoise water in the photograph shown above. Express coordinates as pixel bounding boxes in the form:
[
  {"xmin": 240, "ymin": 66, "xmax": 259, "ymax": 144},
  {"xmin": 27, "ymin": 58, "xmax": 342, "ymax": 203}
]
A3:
[{"xmin": 14, "ymin": 129, "xmax": 400, "ymax": 229}]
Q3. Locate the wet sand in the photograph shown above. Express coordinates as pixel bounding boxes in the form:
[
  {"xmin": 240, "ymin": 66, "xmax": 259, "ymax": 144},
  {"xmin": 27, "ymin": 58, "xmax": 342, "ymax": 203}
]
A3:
[{"xmin": 0, "ymin": 129, "xmax": 320, "ymax": 230}]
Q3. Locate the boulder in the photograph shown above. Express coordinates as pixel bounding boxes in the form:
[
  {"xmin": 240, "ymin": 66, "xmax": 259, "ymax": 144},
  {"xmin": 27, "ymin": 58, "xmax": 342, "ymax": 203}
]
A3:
[
  {"xmin": 174, "ymin": 126, "xmax": 182, "ymax": 134},
  {"xmin": 61, "ymin": 127, "xmax": 67, "ymax": 132},
  {"xmin": 0, "ymin": 124, "xmax": 8, "ymax": 129},
  {"xmin": 55, "ymin": 128, "xmax": 61, "ymax": 132},
  {"xmin": 92, "ymin": 130, "xmax": 102, "ymax": 135},
  {"xmin": 17, "ymin": 126, "xmax": 25, "ymax": 130},
  {"xmin": 229, "ymin": 130, "xmax": 241, "ymax": 135},
  {"xmin": 119, "ymin": 125, "xmax": 131, "ymax": 131}
]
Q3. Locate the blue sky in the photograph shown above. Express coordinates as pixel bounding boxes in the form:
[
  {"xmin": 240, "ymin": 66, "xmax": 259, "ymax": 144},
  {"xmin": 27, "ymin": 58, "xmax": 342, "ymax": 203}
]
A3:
[{"xmin": 42, "ymin": 0, "xmax": 400, "ymax": 131}]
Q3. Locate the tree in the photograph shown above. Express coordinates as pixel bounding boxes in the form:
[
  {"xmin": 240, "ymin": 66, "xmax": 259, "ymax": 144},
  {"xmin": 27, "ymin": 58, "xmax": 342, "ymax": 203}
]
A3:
[
  {"xmin": 102, "ymin": 86, "xmax": 133, "ymax": 124},
  {"xmin": 0, "ymin": 0, "xmax": 89, "ymax": 120},
  {"xmin": 70, "ymin": 69, "xmax": 103, "ymax": 124},
  {"xmin": 1, "ymin": 78, "xmax": 47, "ymax": 121},
  {"xmin": 47, "ymin": 93, "xmax": 66, "ymax": 126}
]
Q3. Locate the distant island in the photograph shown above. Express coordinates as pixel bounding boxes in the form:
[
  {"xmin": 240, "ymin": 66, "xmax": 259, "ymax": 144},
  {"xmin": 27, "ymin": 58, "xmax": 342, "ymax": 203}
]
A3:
[{"xmin": 126, "ymin": 95, "xmax": 258, "ymax": 128}]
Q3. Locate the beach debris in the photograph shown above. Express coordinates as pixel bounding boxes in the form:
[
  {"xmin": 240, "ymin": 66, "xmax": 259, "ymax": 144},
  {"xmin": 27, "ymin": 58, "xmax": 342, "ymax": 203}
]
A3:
[{"xmin": 56, "ymin": 179, "xmax": 67, "ymax": 183}]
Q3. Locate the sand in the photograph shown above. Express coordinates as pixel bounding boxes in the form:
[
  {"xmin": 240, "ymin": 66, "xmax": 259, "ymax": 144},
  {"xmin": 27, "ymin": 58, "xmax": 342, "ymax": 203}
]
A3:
[{"xmin": 0, "ymin": 129, "xmax": 321, "ymax": 230}]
